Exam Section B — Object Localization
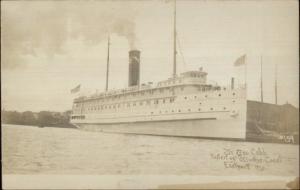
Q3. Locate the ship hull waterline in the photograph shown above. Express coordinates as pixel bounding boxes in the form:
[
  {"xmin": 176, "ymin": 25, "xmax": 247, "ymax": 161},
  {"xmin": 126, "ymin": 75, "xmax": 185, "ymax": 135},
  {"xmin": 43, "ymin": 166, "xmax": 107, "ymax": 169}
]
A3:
[{"xmin": 72, "ymin": 118, "xmax": 246, "ymax": 140}]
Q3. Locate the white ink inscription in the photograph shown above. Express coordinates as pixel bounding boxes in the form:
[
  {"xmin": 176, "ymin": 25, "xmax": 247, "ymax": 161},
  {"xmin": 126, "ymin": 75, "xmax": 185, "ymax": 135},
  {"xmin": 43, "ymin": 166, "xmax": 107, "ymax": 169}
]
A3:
[{"xmin": 210, "ymin": 147, "xmax": 282, "ymax": 171}]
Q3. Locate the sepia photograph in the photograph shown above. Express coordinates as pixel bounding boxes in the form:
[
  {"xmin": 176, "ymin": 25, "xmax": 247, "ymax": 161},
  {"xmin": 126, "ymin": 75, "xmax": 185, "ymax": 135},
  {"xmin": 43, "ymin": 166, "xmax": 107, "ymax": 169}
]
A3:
[{"xmin": 1, "ymin": 0, "xmax": 299, "ymax": 189}]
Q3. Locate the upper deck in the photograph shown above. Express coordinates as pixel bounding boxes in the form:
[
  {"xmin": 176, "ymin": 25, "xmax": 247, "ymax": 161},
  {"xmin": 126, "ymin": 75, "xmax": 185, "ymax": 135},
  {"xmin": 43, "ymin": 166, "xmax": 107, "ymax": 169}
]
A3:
[{"xmin": 74, "ymin": 68, "xmax": 211, "ymax": 103}]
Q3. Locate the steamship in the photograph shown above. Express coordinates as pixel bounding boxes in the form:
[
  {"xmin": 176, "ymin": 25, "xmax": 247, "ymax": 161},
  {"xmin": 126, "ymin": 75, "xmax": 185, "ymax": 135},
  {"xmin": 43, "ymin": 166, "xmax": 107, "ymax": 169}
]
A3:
[{"xmin": 70, "ymin": 2, "xmax": 247, "ymax": 139}]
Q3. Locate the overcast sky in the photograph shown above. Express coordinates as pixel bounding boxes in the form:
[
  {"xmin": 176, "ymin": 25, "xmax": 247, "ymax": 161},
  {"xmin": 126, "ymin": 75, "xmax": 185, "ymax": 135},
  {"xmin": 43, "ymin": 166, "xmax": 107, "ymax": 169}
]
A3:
[{"xmin": 1, "ymin": 0, "xmax": 299, "ymax": 112}]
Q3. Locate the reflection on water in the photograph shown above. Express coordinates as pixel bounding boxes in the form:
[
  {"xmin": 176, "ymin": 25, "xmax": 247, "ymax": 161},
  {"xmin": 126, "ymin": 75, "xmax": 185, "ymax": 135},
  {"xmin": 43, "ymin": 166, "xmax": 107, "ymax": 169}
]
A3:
[{"xmin": 2, "ymin": 124, "xmax": 299, "ymax": 175}]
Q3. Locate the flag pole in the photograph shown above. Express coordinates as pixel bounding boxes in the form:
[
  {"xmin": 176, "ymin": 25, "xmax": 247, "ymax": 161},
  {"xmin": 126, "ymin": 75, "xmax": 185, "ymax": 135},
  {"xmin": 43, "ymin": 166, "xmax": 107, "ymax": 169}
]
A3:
[{"xmin": 172, "ymin": 0, "xmax": 177, "ymax": 78}]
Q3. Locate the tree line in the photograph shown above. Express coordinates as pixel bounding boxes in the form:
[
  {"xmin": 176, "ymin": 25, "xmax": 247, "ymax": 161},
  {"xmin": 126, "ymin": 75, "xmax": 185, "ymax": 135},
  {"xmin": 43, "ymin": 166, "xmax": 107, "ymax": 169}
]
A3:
[{"xmin": 1, "ymin": 110, "xmax": 75, "ymax": 128}]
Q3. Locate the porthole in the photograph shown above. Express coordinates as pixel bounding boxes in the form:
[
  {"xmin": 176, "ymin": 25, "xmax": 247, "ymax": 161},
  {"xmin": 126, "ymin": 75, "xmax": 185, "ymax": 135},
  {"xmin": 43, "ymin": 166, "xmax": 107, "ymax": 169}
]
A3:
[
  {"xmin": 151, "ymin": 112, "xmax": 154, "ymax": 114},
  {"xmin": 210, "ymin": 108, "xmax": 214, "ymax": 110},
  {"xmin": 232, "ymin": 100, "xmax": 235, "ymax": 103},
  {"xmin": 198, "ymin": 108, "xmax": 201, "ymax": 111},
  {"xmin": 172, "ymin": 110, "xmax": 174, "ymax": 113},
  {"xmin": 219, "ymin": 94, "xmax": 221, "ymax": 97},
  {"xmin": 188, "ymin": 109, "xmax": 191, "ymax": 112},
  {"xmin": 178, "ymin": 109, "xmax": 181, "ymax": 112},
  {"xmin": 194, "ymin": 96, "xmax": 197, "ymax": 99},
  {"xmin": 233, "ymin": 93, "xmax": 236, "ymax": 96},
  {"xmin": 184, "ymin": 97, "xmax": 187, "ymax": 100},
  {"xmin": 224, "ymin": 107, "xmax": 226, "ymax": 110},
  {"xmin": 205, "ymin": 95, "xmax": 208, "ymax": 98}
]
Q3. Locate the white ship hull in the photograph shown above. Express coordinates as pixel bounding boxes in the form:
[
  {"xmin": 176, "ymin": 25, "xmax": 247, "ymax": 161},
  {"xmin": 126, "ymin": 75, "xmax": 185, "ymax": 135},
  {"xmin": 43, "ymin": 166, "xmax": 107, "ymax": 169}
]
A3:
[
  {"xmin": 73, "ymin": 117, "xmax": 246, "ymax": 139},
  {"xmin": 71, "ymin": 88, "xmax": 247, "ymax": 139}
]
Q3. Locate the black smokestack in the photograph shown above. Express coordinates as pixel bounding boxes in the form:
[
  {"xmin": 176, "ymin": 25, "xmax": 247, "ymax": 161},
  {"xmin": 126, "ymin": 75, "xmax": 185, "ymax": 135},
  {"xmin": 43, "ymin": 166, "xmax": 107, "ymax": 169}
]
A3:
[{"xmin": 128, "ymin": 50, "xmax": 140, "ymax": 87}]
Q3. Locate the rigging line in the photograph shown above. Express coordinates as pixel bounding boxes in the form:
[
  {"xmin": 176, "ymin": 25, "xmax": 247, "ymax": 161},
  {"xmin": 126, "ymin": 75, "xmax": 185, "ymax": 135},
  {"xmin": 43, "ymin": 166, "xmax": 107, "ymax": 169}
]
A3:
[{"xmin": 176, "ymin": 34, "xmax": 187, "ymax": 72}]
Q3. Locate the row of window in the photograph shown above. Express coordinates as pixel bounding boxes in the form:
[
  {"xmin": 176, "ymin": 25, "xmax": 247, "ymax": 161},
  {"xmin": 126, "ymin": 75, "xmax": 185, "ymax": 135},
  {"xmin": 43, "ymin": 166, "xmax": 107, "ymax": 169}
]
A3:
[
  {"xmin": 150, "ymin": 107, "xmax": 228, "ymax": 114},
  {"xmin": 74, "ymin": 97, "xmax": 237, "ymax": 112},
  {"xmin": 73, "ymin": 106, "xmax": 230, "ymax": 117},
  {"xmin": 184, "ymin": 92, "xmax": 236, "ymax": 100},
  {"xmin": 80, "ymin": 98, "xmax": 176, "ymax": 111},
  {"xmin": 75, "ymin": 91, "xmax": 237, "ymax": 108},
  {"xmin": 81, "ymin": 86, "xmax": 229, "ymax": 105},
  {"xmin": 158, "ymin": 79, "xmax": 183, "ymax": 86}
]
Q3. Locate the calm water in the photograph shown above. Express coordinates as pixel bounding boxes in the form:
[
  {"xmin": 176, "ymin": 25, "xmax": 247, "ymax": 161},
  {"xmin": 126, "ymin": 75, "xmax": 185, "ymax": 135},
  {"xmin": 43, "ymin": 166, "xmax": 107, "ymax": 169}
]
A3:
[{"xmin": 2, "ymin": 124, "xmax": 299, "ymax": 176}]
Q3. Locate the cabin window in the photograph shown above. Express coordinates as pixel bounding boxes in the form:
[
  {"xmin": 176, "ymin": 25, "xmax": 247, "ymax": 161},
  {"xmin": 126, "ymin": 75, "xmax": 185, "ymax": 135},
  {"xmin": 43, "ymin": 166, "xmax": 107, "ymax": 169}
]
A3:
[
  {"xmin": 151, "ymin": 112, "xmax": 154, "ymax": 114},
  {"xmin": 194, "ymin": 96, "xmax": 197, "ymax": 99},
  {"xmin": 178, "ymin": 109, "xmax": 181, "ymax": 112},
  {"xmin": 224, "ymin": 107, "xmax": 226, "ymax": 110},
  {"xmin": 113, "ymin": 105, "xmax": 116, "ymax": 109},
  {"xmin": 154, "ymin": 100, "xmax": 159, "ymax": 104},
  {"xmin": 140, "ymin": 101, "xmax": 143, "ymax": 106},
  {"xmin": 172, "ymin": 110, "xmax": 174, "ymax": 113},
  {"xmin": 219, "ymin": 94, "xmax": 221, "ymax": 97},
  {"xmin": 198, "ymin": 108, "xmax": 201, "ymax": 111},
  {"xmin": 133, "ymin": 103, "xmax": 136, "ymax": 106},
  {"xmin": 184, "ymin": 97, "xmax": 187, "ymax": 100},
  {"xmin": 188, "ymin": 109, "xmax": 191, "ymax": 112},
  {"xmin": 232, "ymin": 100, "xmax": 235, "ymax": 103},
  {"xmin": 162, "ymin": 99, "xmax": 166, "ymax": 104},
  {"xmin": 232, "ymin": 92, "xmax": 236, "ymax": 96},
  {"xmin": 170, "ymin": 98, "xmax": 175, "ymax": 103},
  {"xmin": 210, "ymin": 108, "xmax": 214, "ymax": 110},
  {"xmin": 205, "ymin": 95, "xmax": 208, "ymax": 98}
]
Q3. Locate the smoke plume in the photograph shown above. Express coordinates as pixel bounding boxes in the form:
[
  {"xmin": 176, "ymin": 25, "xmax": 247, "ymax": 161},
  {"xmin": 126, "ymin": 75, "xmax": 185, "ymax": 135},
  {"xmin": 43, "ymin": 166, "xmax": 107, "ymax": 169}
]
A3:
[{"xmin": 1, "ymin": 1, "xmax": 138, "ymax": 69}]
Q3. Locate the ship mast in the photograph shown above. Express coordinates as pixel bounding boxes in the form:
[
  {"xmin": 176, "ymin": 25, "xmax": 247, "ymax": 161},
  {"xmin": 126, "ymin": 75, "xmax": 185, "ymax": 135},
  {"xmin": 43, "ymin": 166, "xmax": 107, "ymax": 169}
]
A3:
[
  {"xmin": 260, "ymin": 55, "xmax": 264, "ymax": 103},
  {"xmin": 173, "ymin": 0, "xmax": 177, "ymax": 78},
  {"xmin": 105, "ymin": 36, "xmax": 110, "ymax": 91},
  {"xmin": 275, "ymin": 64, "xmax": 278, "ymax": 105}
]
